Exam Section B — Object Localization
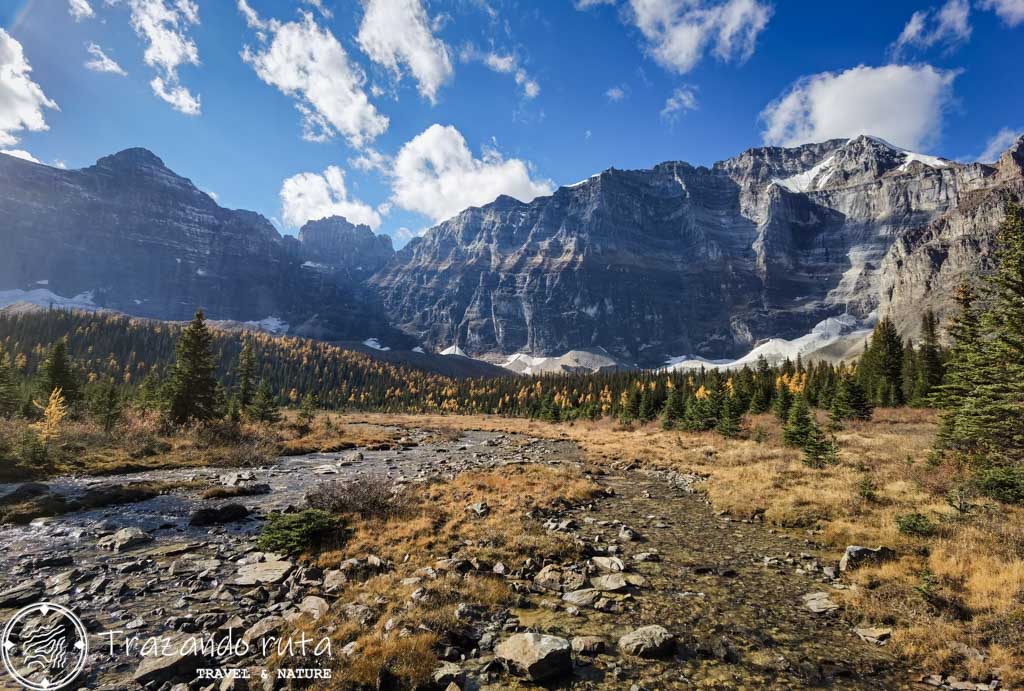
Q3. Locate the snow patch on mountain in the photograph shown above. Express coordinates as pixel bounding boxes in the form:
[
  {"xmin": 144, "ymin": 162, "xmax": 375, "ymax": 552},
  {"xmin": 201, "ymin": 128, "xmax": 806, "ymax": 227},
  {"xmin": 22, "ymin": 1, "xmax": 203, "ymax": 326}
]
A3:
[
  {"xmin": 242, "ymin": 316, "xmax": 289, "ymax": 334},
  {"xmin": 440, "ymin": 345, "xmax": 468, "ymax": 357},
  {"xmin": 663, "ymin": 314, "xmax": 872, "ymax": 371},
  {"xmin": 0, "ymin": 288, "xmax": 99, "ymax": 312},
  {"xmin": 362, "ymin": 338, "xmax": 390, "ymax": 351}
]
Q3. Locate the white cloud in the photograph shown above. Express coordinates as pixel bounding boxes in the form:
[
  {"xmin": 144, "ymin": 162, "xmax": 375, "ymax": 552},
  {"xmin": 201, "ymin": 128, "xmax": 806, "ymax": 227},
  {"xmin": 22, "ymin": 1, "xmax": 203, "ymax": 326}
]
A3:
[
  {"xmin": 85, "ymin": 43, "xmax": 128, "ymax": 76},
  {"xmin": 280, "ymin": 165, "xmax": 383, "ymax": 229},
  {"xmin": 240, "ymin": 8, "xmax": 388, "ymax": 148},
  {"xmin": 978, "ymin": 126, "xmax": 1024, "ymax": 162},
  {"xmin": 979, "ymin": 0, "xmax": 1024, "ymax": 26},
  {"xmin": 393, "ymin": 226, "xmax": 426, "ymax": 244},
  {"xmin": 391, "ymin": 124, "xmax": 554, "ymax": 222},
  {"xmin": 68, "ymin": 0, "xmax": 95, "ymax": 21},
  {"xmin": 760, "ymin": 64, "xmax": 959, "ymax": 151},
  {"xmin": 605, "ymin": 85, "xmax": 627, "ymax": 102},
  {"xmin": 0, "ymin": 29, "xmax": 58, "ymax": 147},
  {"xmin": 660, "ymin": 85, "xmax": 698, "ymax": 121},
  {"xmin": 626, "ymin": 0, "xmax": 772, "ymax": 74},
  {"xmin": 461, "ymin": 46, "xmax": 539, "ymax": 99},
  {"xmin": 891, "ymin": 0, "xmax": 971, "ymax": 57},
  {"xmin": 575, "ymin": 0, "xmax": 616, "ymax": 7},
  {"xmin": 349, "ymin": 147, "xmax": 391, "ymax": 173},
  {"xmin": 53, "ymin": 159, "xmax": 67, "ymax": 169},
  {"xmin": 356, "ymin": 0, "xmax": 454, "ymax": 104},
  {"xmin": 125, "ymin": 0, "xmax": 202, "ymax": 114},
  {"xmin": 1, "ymin": 148, "xmax": 41, "ymax": 163}
]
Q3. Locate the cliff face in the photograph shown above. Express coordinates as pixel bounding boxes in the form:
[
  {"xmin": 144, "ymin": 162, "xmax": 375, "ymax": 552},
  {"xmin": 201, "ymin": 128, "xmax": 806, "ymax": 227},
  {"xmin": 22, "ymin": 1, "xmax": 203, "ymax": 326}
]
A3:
[
  {"xmin": 372, "ymin": 135, "xmax": 1013, "ymax": 364},
  {"xmin": 0, "ymin": 149, "xmax": 406, "ymax": 343}
]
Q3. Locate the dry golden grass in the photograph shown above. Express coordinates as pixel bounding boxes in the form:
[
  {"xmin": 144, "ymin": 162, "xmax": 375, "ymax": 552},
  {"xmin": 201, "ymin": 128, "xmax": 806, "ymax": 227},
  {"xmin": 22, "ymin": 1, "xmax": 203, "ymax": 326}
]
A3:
[
  {"xmin": 303, "ymin": 464, "xmax": 602, "ymax": 689},
  {"xmin": 341, "ymin": 410, "xmax": 1024, "ymax": 686}
]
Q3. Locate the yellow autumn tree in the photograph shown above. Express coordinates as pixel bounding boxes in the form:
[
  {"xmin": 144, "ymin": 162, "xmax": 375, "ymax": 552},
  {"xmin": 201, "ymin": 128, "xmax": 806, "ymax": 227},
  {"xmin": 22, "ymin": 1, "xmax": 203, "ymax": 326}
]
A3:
[{"xmin": 34, "ymin": 388, "xmax": 68, "ymax": 443}]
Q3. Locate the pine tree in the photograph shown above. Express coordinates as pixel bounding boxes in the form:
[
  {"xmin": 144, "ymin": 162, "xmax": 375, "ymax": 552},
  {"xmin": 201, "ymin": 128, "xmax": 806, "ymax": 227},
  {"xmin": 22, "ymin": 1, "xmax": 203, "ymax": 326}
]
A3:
[
  {"xmin": 933, "ymin": 283, "xmax": 983, "ymax": 449},
  {"xmin": 773, "ymin": 380, "xmax": 793, "ymax": 421},
  {"xmin": 91, "ymin": 381, "xmax": 121, "ymax": 433},
  {"xmin": 297, "ymin": 393, "xmax": 317, "ymax": 431},
  {"xmin": 830, "ymin": 370, "xmax": 873, "ymax": 426},
  {"xmin": 900, "ymin": 340, "xmax": 920, "ymax": 405},
  {"xmin": 783, "ymin": 395, "xmax": 815, "ymax": 448},
  {"xmin": 939, "ymin": 201, "xmax": 1024, "ymax": 463},
  {"xmin": 716, "ymin": 394, "xmax": 742, "ymax": 438},
  {"xmin": 661, "ymin": 386, "xmax": 685, "ymax": 429},
  {"xmin": 638, "ymin": 387, "xmax": 659, "ymax": 421},
  {"xmin": 918, "ymin": 309, "xmax": 944, "ymax": 401},
  {"xmin": 0, "ymin": 351, "xmax": 17, "ymax": 419},
  {"xmin": 166, "ymin": 310, "xmax": 221, "ymax": 424},
  {"xmin": 858, "ymin": 317, "xmax": 905, "ymax": 407},
  {"xmin": 235, "ymin": 341, "xmax": 257, "ymax": 410},
  {"xmin": 248, "ymin": 381, "xmax": 281, "ymax": 423},
  {"xmin": 38, "ymin": 340, "xmax": 80, "ymax": 407}
]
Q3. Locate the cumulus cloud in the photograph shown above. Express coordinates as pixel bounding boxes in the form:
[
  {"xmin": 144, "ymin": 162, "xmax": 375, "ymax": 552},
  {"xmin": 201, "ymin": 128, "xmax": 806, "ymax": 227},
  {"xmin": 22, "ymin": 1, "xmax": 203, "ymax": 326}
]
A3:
[
  {"xmin": 85, "ymin": 43, "xmax": 127, "ymax": 76},
  {"xmin": 625, "ymin": 0, "xmax": 772, "ymax": 74},
  {"xmin": 390, "ymin": 124, "xmax": 554, "ymax": 222},
  {"xmin": 280, "ymin": 165, "xmax": 383, "ymax": 229},
  {"xmin": 460, "ymin": 45, "xmax": 539, "ymax": 99},
  {"xmin": 760, "ymin": 64, "xmax": 959, "ymax": 151},
  {"xmin": 660, "ymin": 85, "xmax": 697, "ymax": 121},
  {"xmin": 356, "ymin": 0, "xmax": 453, "ymax": 104},
  {"xmin": 240, "ymin": 5, "xmax": 388, "ymax": 148},
  {"xmin": 891, "ymin": 0, "xmax": 971, "ymax": 57},
  {"xmin": 605, "ymin": 85, "xmax": 627, "ymax": 102},
  {"xmin": 124, "ymin": 0, "xmax": 202, "ymax": 114},
  {"xmin": 0, "ymin": 29, "xmax": 59, "ymax": 147},
  {"xmin": 68, "ymin": 0, "xmax": 95, "ymax": 21},
  {"xmin": 1, "ymin": 148, "xmax": 41, "ymax": 163},
  {"xmin": 979, "ymin": 0, "xmax": 1024, "ymax": 26},
  {"xmin": 977, "ymin": 126, "xmax": 1024, "ymax": 162}
]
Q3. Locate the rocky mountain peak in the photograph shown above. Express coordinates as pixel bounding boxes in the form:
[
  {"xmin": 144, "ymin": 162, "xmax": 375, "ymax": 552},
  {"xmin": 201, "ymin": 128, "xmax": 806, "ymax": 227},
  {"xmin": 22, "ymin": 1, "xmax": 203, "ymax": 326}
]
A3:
[
  {"xmin": 997, "ymin": 135, "xmax": 1024, "ymax": 180},
  {"xmin": 295, "ymin": 215, "xmax": 394, "ymax": 278},
  {"xmin": 94, "ymin": 147, "xmax": 169, "ymax": 173}
]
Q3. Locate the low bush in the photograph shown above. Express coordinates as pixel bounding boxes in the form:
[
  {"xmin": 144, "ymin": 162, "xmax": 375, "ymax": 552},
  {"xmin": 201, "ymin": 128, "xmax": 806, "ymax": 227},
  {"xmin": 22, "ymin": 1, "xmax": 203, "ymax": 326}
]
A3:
[
  {"xmin": 896, "ymin": 512, "xmax": 935, "ymax": 537},
  {"xmin": 973, "ymin": 465, "xmax": 1024, "ymax": 505},
  {"xmin": 257, "ymin": 509, "xmax": 343, "ymax": 554},
  {"xmin": 306, "ymin": 477, "xmax": 413, "ymax": 519}
]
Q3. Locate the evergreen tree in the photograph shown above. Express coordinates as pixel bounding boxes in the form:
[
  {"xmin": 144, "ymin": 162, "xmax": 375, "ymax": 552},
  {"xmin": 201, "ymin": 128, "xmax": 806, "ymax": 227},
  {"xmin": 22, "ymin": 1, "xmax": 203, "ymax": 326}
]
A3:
[
  {"xmin": 38, "ymin": 340, "xmax": 80, "ymax": 407},
  {"xmin": 830, "ymin": 370, "xmax": 873, "ymax": 425},
  {"xmin": 91, "ymin": 381, "xmax": 121, "ymax": 434},
  {"xmin": 249, "ymin": 381, "xmax": 281, "ymax": 423},
  {"xmin": 166, "ymin": 310, "xmax": 221, "ymax": 424},
  {"xmin": 933, "ymin": 283, "xmax": 983, "ymax": 448},
  {"xmin": 716, "ymin": 394, "xmax": 742, "ymax": 438},
  {"xmin": 297, "ymin": 393, "xmax": 317, "ymax": 430},
  {"xmin": 783, "ymin": 395, "xmax": 815, "ymax": 448},
  {"xmin": 773, "ymin": 380, "xmax": 793, "ymax": 421},
  {"xmin": 661, "ymin": 386, "xmax": 685, "ymax": 429},
  {"xmin": 0, "ymin": 351, "xmax": 17, "ymax": 419},
  {"xmin": 857, "ymin": 317, "xmax": 905, "ymax": 407},
  {"xmin": 917, "ymin": 309, "xmax": 944, "ymax": 401},
  {"xmin": 235, "ymin": 341, "xmax": 257, "ymax": 410},
  {"xmin": 938, "ymin": 201, "xmax": 1024, "ymax": 463},
  {"xmin": 901, "ymin": 340, "xmax": 920, "ymax": 405},
  {"xmin": 638, "ymin": 387, "xmax": 659, "ymax": 421}
]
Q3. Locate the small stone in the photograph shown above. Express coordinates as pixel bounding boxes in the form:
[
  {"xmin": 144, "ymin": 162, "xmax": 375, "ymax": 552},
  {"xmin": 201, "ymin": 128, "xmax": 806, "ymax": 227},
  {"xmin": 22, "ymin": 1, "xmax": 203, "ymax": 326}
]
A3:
[
  {"xmin": 839, "ymin": 545, "xmax": 896, "ymax": 572},
  {"xmin": 572, "ymin": 636, "xmax": 607, "ymax": 655},
  {"xmin": 591, "ymin": 556, "xmax": 625, "ymax": 573},
  {"xmin": 562, "ymin": 588, "xmax": 600, "ymax": 607},
  {"xmin": 802, "ymin": 591, "xmax": 839, "ymax": 613},
  {"xmin": 495, "ymin": 633, "xmax": 572, "ymax": 681},
  {"xmin": 590, "ymin": 573, "xmax": 629, "ymax": 592},
  {"xmin": 855, "ymin": 627, "xmax": 892, "ymax": 645},
  {"xmin": 99, "ymin": 527, "xmax": 153, "ymax": 552},
  {"xmin": 242, "ymin": 616, "xmax": 285, "ymax": 649},
  {"xmin": 232, "ymin": 560, "xmax": 293, "ymax": 586},
  {"xmin": 618, "ymin": 625, "xmax": 674, "ymax": 658},
  {"xmin": 298, "ymin": 595, "xmax": 330, "ymax": 621}
]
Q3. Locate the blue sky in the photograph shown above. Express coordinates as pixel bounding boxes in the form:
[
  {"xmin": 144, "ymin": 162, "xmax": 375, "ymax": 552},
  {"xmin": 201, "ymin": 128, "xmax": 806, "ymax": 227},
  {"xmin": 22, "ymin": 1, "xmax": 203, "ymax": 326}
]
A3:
[{"xmin": 2, "ymin": 0, "xmax": 1022, "ymax": 246}]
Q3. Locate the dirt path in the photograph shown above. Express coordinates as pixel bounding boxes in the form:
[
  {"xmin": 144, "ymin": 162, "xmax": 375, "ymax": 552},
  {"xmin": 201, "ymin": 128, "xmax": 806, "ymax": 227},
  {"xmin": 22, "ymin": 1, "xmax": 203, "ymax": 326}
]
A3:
[{"xmin": 502, "ymin": 464, "xmax": 906, "ymax": 690}]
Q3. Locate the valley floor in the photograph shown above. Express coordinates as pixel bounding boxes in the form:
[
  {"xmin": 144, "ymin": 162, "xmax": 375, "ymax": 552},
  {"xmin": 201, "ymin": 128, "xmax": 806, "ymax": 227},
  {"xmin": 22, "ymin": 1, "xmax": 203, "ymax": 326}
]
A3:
[{"xmin": 0, "ymin": 410, "xmax": 1016, "ymax": 689}]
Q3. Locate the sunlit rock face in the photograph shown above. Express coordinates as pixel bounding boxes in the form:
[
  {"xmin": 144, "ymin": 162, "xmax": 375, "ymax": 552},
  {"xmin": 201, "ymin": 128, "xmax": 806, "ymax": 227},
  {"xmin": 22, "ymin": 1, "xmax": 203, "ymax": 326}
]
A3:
[{"xmin": 372, "ymin": 135, "xmax": 1021, "ymax": 365}]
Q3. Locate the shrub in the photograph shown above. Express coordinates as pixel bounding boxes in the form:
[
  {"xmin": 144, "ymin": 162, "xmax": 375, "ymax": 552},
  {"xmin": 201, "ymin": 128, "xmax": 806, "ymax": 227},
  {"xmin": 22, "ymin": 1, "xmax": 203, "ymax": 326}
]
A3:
[
  {"xmin": 306, "ymin": 477, "xmax": 412, "ymax": 519},
  {"xmin": 973, "ymin": 465, "xmax": 1024, "ymax": 505},
  {"xmin": 257, "ymin": 509, "xmax": 342, "ymax": 554},
  {"xmin": 897, "ymin": 512, "xmax": 935, "ymax": 537}
]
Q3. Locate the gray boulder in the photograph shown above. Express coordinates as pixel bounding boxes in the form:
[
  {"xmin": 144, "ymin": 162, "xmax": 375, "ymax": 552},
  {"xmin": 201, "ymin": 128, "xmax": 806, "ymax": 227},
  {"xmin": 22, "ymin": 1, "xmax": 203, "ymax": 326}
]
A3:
[
  {"xmin": 495, "ymin": 633, "xmax": 572, "ymax": 681},
  {"xmin": 618, "ymin": 625, "xmax": 675, "ymax": 658}
]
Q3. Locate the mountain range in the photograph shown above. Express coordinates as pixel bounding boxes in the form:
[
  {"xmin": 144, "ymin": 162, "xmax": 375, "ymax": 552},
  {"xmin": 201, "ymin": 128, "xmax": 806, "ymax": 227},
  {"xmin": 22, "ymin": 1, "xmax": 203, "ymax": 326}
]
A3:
[{"xmin": 1, "ymin": 134, "xmax": 1022, "ymax": 369}]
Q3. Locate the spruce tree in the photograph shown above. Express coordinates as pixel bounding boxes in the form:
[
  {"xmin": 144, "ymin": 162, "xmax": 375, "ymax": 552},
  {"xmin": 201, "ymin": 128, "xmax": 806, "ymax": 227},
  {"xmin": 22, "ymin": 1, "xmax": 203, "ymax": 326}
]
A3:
[
  {"xmin": 297, "ymin": 393, "xmax": 317, "ymax": 431},
  {"xmin": 917, "ymin": 310, "xmax": 944, "ymax": 401},
  {"xmin": 166, "ymin": 310, "xmax": 221, "ymax": 424},
  {"xmin": 716, "ymin": 394, "xmax": 742, "ymax": 438},
  {"xmin": 235, "ymin": 341, "xmax": 257, "ymax": 410},
  {"xmin": 91, "ymin": 381, "xmax": 121, "ymax": 434},
  {"xmin": 773, "ymin": 379, "xmax": 793, "ymax": 421},
  {"xmin": 248, "ymin": 382, "xmax": 281, "ymax": 423},
  {"xmin": 858, "ymin": 317, "xmax": 905, "ymax": 407},
  {"xmin": 939, "ymin": 201, "xmax": 1024, "ymax": 463},
  {"xmin": 933, "ymin": 282, "xmax": 983, "ymax": 449},
  {"xmin": 661, "ymin": 386, "xmax": 685, "ymax": 429},
  {"xmin": 783, "ymin": 395, "xmax": 815, "ymax": 448},
  {"xmin": 638, "ymin": 387, "xmax": 659, "ymax": 421},
  {"xmin": 830, "ymin": 370, "xmax": 873, "ymax": 425},
  {"xmin": 38, "ymin": 340, "xmax": 80, "ymax": 407},
  {"xmin": 0, "ymin": 351, "xmax": 17, "ymax": 419}
]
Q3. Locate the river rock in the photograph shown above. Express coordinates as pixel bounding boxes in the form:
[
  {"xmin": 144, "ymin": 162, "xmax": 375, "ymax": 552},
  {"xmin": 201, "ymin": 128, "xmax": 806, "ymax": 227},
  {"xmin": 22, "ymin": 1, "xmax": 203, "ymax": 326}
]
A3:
[
  {"xmin": 572, "ymin": 636, "xmax": 607, "ymax": 655},
  {"xmin": 0, "ymin": 580, "xmax": 44, "ymax": 608},
  {"xmin": 590, "ymin": 573, "xmax": 629, "ymax": 592},
  {"xmin": 495, "ymin": 633, "xmax": 572, "ymax": 681},
  {"xmin": 99, "ymin": 527, "xmax": 153, "ymax": 552},
  {"xmin": 189, "ymin": 503, "xmax": 250, "ymax": 526},
  {"xmin": 591, "ymin": 556, "xmax": 625, "ymax": 573},
  {"xmin": 132, "ymin": 635, "xmax": 211, "ymax": 686},
  {"xmin": 618, "ymin": 625, "xmax": 675, "ymax": 658},
  {"xmin": 232, "ymin": 560, "xmax": 293, "ymax": 586},
  {"xmin": 534, "ymin": 564, "xmax": 585, "ymax": 592},
  {"xmin": 562, "ymin": 588, "xmax": 601, "ymax": 607},
  {"xmin": 839, "ymin": 546, "xmax": 896, "ymax": 572}
]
